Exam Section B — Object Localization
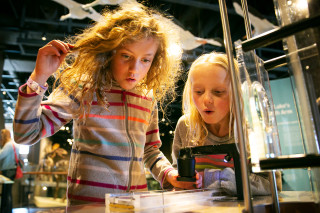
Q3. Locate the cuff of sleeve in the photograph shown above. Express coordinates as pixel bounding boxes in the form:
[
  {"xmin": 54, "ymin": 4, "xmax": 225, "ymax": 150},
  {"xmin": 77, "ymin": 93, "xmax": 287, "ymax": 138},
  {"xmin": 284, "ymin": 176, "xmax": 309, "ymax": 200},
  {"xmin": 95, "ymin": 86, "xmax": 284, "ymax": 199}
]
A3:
[
  {"xmin": 19, "ymin": 83, "xmax": 39, "ymax": 97},
  {"xmin": 26, "ymin": 77, "xmax": 48, "ymax": 96},
  {"xmin": 204, "ymin": 168, "xmax": 221, "ymax": 188},
  {"xmin": 161, "ymin": 167, "xmax": 174, "ymax": 190}
]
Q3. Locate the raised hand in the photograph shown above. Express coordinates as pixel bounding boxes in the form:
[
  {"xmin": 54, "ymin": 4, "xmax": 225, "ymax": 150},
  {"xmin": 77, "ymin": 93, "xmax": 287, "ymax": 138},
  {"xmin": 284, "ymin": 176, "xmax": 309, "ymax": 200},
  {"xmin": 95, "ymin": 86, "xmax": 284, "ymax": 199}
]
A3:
[{"xmin": 30, "ymin": 40, "xmax": 73, "ymax": 86}]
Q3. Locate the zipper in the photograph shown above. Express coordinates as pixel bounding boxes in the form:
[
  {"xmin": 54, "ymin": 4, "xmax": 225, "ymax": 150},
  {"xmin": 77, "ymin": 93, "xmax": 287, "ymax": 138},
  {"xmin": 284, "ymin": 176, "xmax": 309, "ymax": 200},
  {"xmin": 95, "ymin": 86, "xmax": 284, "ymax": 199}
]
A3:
[{"xmin": 122, "ymin": 91, "xmax": 135, "ymax": 192}]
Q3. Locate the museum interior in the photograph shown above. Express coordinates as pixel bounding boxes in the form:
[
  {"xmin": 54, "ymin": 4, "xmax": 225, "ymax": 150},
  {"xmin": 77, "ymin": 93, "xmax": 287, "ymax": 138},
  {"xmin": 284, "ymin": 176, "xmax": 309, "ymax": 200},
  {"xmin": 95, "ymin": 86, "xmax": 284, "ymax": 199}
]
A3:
[{"xmin": 0, "ymin": 0, "xmax": 319, "ymax": 212}]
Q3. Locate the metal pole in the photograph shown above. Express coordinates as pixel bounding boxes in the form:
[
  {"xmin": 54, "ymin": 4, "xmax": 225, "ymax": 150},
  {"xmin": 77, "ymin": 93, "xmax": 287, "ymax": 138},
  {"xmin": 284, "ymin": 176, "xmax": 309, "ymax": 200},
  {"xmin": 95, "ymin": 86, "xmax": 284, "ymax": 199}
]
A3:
[
  {"xmin": 241, "ymin": 14, "xmax": 320, "ymax": 52},
  {"xmin": 218, "ymin": 0, "xmax": 253, "ymax": 212},
  {"xmin": 240, "ymin": 0, "xmax": 262, "ymax": 83},
  {"xmin": 240, "ymin": 0, "xmax": 280, "ymax": 212},
  {"xmin": 240, "ymin": 0, "xmax": 253, "ymax": 39},
  {"xmin": 269, "ymin": 171, "xmax": 280, "ymax": 212}
]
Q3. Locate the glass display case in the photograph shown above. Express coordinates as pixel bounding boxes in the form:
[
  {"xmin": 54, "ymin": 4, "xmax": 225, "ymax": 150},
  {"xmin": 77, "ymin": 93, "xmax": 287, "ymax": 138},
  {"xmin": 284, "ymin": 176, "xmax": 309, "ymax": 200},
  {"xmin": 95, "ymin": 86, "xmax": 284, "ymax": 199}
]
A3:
[{"xmin": 228, "ymin": 0, "xmax": 320, "ymax": 212}]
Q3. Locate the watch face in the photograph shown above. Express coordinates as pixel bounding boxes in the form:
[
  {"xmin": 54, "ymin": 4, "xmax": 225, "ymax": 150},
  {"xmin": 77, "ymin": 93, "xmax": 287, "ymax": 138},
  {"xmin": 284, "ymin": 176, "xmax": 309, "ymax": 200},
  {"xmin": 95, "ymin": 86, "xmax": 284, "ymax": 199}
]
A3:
[
  {"xmin": 31, "ymin": 82, "xmax": 38, "ymax": 91},
  {"xmin": 27, "ymin": 78, "xmax": 45, "ymax": 95}
]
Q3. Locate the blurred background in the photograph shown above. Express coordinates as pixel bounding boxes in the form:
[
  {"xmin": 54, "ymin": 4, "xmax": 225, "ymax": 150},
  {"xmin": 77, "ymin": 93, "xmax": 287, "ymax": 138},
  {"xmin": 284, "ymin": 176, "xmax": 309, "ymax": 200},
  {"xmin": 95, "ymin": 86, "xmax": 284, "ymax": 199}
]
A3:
[{"xmin": 0, "ymin": 0, "xmax": 293, "ymax": 210}]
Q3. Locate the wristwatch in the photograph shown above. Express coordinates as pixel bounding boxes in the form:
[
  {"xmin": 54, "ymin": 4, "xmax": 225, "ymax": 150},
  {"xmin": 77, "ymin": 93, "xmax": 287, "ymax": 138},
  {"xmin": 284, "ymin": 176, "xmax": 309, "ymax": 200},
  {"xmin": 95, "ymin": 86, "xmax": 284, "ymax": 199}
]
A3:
[{"xmin": 27, "ymin": 77, "xmax": 48, "ymax": 96}]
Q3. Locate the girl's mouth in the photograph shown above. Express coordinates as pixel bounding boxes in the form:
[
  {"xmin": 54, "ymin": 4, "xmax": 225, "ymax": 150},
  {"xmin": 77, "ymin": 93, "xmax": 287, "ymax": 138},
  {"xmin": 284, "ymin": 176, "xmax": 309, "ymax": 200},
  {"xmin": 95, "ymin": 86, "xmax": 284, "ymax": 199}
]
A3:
[
  {"xmin": 204, "ymin": 110, "xmax": 214, "ymax": 114},
  {"xmin": 126, "ymin": 77, "xmax": 136, "ymax": 82}
]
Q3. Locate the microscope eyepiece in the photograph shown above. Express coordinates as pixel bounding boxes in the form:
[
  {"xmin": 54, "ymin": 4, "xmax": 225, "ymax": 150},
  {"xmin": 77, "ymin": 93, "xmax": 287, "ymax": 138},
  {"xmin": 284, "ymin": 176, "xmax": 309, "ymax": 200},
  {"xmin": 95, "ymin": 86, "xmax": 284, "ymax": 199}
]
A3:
[
  {"xmin": 179, "ymin": 147, "xmax": 193, "ymax": 159},
  {"xmin": 224, "ymin": 154, "xmax": 232, "ymax": 162},
  {"xmin": 177, "ymin": 147, "xmax": 196, "ymax": 181}
]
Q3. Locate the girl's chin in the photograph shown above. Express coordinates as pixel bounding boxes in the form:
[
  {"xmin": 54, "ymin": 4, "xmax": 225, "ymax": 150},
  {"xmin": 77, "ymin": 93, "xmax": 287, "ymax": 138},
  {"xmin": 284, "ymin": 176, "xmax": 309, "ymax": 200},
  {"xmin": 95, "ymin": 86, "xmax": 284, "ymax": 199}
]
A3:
[
  {"xmin": 202, "ymin": 117, "xmax": 219, "ymax": 125},
  {"xmin": 120, "ymin": 85, "xmax": 135, "ymax": 90},
  {"xmin": 118, "ymin": 82, "xmax": 137, "ymax": 90}
]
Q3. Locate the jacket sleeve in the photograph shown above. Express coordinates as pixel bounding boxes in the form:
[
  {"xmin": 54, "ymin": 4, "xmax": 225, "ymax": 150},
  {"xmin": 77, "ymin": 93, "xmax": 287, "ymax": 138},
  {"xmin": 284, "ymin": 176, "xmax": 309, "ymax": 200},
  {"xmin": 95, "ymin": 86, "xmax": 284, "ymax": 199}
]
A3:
[
  {"xmin": 143, "ymin": 104, "xmax": 174, "ymax": 189},
  {"xmin": 204, "ymin": 167, "xmax": 282, "ymax": 196},
  {"xmin": 246, "ymin": 171, "xmax": 282, "ymax": 195},
  {"xmin": 13, "ymin": 84, "xmax": 76, "ymax": 145}
]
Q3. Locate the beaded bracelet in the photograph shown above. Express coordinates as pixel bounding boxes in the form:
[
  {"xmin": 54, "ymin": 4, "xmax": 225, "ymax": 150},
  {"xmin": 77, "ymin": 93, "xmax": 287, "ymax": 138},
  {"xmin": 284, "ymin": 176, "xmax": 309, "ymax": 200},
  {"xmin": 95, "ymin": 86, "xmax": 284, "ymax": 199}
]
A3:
[{"xmin": 27, "ymin": 77, "xmax": 48, "ymax": 96}]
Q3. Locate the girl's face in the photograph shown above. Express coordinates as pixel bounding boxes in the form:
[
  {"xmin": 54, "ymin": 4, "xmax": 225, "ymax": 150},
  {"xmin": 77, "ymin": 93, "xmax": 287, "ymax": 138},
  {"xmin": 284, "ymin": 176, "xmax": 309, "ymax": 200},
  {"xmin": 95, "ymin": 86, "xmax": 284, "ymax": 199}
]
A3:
[
  {"xmin": 111, "ymin": 37, "xmax": 159, "ymax": 90},
  {"xmin": 190, "ymin": 63, "xmax": 231, "ymax": 127}
]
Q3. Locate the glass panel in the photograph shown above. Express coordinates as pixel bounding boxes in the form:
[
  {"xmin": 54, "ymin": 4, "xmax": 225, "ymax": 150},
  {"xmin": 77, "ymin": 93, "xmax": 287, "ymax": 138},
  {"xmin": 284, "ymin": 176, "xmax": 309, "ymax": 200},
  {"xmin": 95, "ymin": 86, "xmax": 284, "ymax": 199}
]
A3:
[
  {"xmin": 105, "ymin": 189, "xmax": 215, "ymax": 211},
  {"xmin": 273, "ymin": 0, "xmax": 320, "ymax": 203},
  {"xmin": 235, "ymin": 43, "xmax": 281, "ymax": 173}
]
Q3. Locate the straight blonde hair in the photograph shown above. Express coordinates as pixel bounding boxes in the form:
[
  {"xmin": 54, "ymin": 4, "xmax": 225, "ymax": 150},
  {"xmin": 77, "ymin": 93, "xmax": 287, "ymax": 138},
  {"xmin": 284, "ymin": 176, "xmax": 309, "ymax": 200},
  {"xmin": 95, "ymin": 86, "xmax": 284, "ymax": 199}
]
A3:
[{"xmin": 182, "ymin": 52, "xmax": 239, "ymax": 146}]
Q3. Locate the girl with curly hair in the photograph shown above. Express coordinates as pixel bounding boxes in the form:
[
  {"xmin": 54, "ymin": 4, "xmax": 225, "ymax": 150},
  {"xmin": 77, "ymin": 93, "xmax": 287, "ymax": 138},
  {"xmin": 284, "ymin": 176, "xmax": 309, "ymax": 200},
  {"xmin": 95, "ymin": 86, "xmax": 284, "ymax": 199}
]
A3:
[{"xmin": 14, "ymin": 3, "xmax": 201, "ymax": 205}]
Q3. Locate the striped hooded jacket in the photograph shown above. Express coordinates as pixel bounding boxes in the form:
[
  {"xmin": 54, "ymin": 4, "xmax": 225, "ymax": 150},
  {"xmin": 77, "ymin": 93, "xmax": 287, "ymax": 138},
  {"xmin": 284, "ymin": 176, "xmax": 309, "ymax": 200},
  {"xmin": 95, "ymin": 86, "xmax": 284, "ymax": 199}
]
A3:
[{"xmin": 13, "ymin": 84, "xmax": 174, "ymax": 205}]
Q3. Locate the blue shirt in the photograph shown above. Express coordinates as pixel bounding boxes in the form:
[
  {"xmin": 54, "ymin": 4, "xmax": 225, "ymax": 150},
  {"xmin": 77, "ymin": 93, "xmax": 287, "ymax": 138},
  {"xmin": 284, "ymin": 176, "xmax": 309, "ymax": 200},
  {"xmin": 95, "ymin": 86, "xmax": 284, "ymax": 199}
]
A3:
[{"xmin": 0, "ymin": 140, "xmax": 19, "ymax": 171}]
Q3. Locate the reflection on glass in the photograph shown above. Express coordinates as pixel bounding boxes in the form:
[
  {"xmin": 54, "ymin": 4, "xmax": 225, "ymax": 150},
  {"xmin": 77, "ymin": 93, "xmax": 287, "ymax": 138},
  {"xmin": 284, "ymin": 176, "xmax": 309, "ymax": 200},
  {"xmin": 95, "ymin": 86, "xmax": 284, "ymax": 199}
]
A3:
[
  {"xmin": 235, "ymin": 41, "xmax": 281, "ymax": 173},
  {"xmin": 274, "ymin": 0, "xmax": 320, "ymax": 203}
]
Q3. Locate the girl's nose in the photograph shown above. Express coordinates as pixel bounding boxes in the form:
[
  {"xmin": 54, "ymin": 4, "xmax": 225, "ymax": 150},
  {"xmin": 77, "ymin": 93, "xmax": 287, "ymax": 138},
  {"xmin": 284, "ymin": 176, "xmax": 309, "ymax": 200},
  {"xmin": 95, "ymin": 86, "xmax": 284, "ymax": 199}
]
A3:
[
  {"xmin": 129, "ymin": 60, "xmax": 140, "ymax": 73},
  {"xmin": 204, "ymin": 93, "xmax": 214, "ymax": 105}
]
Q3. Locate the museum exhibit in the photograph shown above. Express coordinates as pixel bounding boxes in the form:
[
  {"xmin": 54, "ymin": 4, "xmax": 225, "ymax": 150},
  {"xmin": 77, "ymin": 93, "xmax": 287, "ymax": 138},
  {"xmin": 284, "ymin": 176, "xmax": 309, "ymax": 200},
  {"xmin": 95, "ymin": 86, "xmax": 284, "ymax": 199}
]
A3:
[{"xmin": 0, "ymin": 0, "xmax": 319, "ymax": 212}]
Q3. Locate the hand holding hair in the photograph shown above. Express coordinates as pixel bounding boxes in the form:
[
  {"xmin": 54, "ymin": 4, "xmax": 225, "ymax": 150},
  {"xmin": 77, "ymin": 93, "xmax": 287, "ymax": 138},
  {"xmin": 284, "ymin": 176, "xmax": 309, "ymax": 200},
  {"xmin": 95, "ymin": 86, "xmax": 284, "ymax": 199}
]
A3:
[
  {"xmin": 31, "ymin": 40, "xmax": 74, "ymax": 85},
  {"xmin": 26, "ymin": 40, "xmax": 74, "ymax": 94}
]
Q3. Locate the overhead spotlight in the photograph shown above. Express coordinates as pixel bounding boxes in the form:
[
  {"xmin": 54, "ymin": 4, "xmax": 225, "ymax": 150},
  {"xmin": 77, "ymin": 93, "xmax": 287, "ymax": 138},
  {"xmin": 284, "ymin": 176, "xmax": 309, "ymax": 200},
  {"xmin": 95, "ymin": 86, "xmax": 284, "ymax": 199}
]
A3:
[{"xmin": 41, "ymin": 32, "xmax": 47, "ymax": 41}]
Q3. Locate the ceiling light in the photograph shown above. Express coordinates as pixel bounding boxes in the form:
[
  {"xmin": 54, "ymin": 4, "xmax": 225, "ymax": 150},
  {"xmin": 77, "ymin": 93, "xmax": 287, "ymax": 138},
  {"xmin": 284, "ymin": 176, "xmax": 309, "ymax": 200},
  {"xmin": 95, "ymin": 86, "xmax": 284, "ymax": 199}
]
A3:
[{"xmin": 41, "ymin": 33, "xmax": 47, "ymax": 41}]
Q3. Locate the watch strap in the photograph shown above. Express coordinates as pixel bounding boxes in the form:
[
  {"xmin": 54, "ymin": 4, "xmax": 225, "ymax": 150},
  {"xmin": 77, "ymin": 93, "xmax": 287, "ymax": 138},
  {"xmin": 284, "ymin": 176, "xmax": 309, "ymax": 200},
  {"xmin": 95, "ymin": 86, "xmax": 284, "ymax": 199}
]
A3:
[{"xmin": 27, "ymin": 77, "xmax": 48, "ymax": 96}]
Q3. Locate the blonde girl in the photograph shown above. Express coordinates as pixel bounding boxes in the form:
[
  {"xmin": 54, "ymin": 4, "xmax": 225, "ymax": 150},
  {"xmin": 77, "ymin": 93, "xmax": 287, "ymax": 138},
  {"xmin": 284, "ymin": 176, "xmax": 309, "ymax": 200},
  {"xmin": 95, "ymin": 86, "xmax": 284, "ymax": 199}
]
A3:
[{"xmin": 172, "ymin": 52, "xmax": 281, "ymax": 196}]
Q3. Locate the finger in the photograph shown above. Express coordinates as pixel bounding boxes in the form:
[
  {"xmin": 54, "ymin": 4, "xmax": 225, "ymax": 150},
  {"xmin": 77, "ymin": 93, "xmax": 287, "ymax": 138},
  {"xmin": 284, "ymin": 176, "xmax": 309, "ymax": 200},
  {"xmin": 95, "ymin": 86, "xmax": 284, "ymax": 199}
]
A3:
[
  {"xmin": 196, "ymin": 182, "xmax": 202, "ymax": 189},
  {"xmin": 38, "ymin": 44, "xmax": 61, "ymax": 57},
  {"xmin": 174, "ymin": 181, "xmax": 192, "ymax": 189},
  {"xmin": 50, "ymin": 40, "xmax": 71, "ymax": 55},
  {"xmin": 195, "ymin": 172, "xmax": 203, "ymax": 182},
  {"xmin": 59, "ymin": 41, "xmax": 74, "ymax": 52},
  {"xmin": 68, "ymin": 43, "xmax": 75, "ymax": 50},
  {"xmin": 178, "ymin": 180, "xmax": 200, "ymax": 189},
  {"xmin": 55, "ymin": 40, "xmax": 71, "ymax": 54},
  {"xmin": 195, "ymin": 172, "xmax": 201, "ymax": 179}
]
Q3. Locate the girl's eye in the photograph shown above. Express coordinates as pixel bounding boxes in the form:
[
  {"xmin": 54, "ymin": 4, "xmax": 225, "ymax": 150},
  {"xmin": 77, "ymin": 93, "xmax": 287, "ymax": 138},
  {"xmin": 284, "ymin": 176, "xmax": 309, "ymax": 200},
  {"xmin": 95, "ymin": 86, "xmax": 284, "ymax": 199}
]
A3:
[
  {"xmin": 194, "ymin": 90, "xmax": 203, "ymax": 95},
  {"xmin": 142, "ymin": 59, "xmax": 151, "ymax": 63},
  {"xmin": 214, "ymin": 90, "xmax": 225, "ymax": 96},
  {"xmin": 121, "ymin": 54, "xmax": 131, "ymax": 60}
]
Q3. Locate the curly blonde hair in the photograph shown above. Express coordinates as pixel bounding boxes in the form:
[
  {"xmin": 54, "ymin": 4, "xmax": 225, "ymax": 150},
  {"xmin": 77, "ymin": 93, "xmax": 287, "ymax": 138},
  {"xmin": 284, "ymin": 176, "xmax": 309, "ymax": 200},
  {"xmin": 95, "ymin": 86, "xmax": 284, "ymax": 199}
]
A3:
[
  {"xmin": 182, "ymin": 52, "xmax": 239, "ymax": 146},
  {"xmin": 54, "ymin": 3, "xmax": 183, "ymax": 117}
]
